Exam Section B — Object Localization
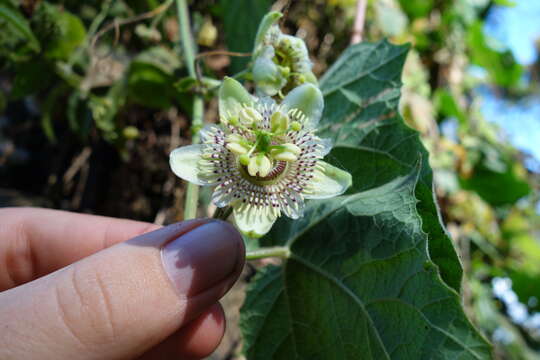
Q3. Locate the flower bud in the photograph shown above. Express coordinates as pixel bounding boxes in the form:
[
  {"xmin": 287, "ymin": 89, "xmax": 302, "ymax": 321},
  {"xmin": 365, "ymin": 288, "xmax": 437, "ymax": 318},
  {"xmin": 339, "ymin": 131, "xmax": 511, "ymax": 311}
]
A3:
[{"xmin": 252, "ymin": 46, "xmax": 287, "ymax": 96}]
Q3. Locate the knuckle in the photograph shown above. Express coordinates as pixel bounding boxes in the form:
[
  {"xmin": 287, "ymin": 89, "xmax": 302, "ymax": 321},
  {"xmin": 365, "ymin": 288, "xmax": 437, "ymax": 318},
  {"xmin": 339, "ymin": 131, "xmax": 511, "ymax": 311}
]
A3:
[
  {"xmin": 54, "ymin": 264, "xmax": 120, "ymax": 348},
  {"xmin": 1, "ymin": 215, "xmax": 35, "ymax": 289}
]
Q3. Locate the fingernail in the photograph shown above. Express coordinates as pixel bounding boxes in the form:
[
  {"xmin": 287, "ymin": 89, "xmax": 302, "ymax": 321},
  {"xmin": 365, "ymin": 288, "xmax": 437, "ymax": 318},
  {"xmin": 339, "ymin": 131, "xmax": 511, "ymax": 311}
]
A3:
[{"xmin": 161, "ymin": 220, "xmax": 243, "ymax": 296}]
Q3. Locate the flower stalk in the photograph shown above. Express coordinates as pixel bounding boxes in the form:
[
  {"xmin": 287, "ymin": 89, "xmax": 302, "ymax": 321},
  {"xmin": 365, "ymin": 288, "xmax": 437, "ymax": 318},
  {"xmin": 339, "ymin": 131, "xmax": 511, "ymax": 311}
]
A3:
[
  {"xmin": 176, "ymin": 0, "xmax": 203, "ymax": 220},
  {"xmin": 212, "ymin": 206, "xmax": 232, "ymax": 220},
  {"xmin": 246, "ymin": 246, "xmax": 290, "ymax": 260}
]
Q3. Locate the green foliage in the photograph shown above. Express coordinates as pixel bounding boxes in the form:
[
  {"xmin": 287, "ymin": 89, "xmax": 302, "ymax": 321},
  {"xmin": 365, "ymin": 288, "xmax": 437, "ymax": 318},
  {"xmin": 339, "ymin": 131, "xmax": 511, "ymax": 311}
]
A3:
[
  {"xmin": 127, "ymin": 46, "xmax": 182, "ymax": 109},
  {"xmin": 1, "ymin": 1, "xmax": 539, "ymax": 358},
  {"xmin": 460, "ymin": 163, "xmax": 530, "ymax": 206},
  {"xmin": 398, "ymin": 0, "xmax": 434, "ymax": 19},
  {"xmin": 33, "ymin": 2, "xmax": 86, "ymax": 60},
  {"xmin": 240, "ymin": 40, "xmax": 489, "ymax": 359},
  {"xmin": 467, "ymin": 22, "xmax": 523, "ymax": 88},
  {"xmin": 10, "ymin": 61, "xmax": 54, "ymax": 99},
  {"xmin": 434, "ymin": 90, "xmax": 467, "ymax": 126},
  {"xmin": 0, "ymin": 3, "xmax": 40, "ymax": 52},
  {"xmin": 219, "ymin": 0, "xmax": 271, "ymax": 73}
]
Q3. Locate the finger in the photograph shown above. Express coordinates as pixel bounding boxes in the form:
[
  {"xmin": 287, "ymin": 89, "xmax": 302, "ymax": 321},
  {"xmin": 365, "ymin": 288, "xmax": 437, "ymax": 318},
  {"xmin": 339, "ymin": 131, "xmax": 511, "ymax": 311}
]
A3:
[
  {"xmin": 0, "ymin": 219, "xmax": 245, "ymax": 360},
  {"xmin": 139, "ymin": 302, "xmax": 226, "ymax": 360},
  {"xmin": 0, "ymin": 207, "xmax": 160, "ymax": 290}
]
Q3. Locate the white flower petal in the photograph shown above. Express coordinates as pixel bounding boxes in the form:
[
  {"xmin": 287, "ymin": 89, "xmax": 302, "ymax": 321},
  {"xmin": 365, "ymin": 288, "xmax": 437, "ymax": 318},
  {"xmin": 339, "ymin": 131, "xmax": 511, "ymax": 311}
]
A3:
[
  {"xmin": 199, "ymin": 124, "xmax": 223, "ymax": 143},
  {"xmin": 219, "ymin": 77, "xmax": 254, "ymax": 119},
  {"xmin": 169, "ymin": 145, "xmax": 207, "ymax": 186},
  {"xmin": 303, "ymin": 161, "xmax": 352, "ymax": 199},
  {"xmin": 234, "ymin": 204, "xmax": 278, "ymax": 238},
  {"xmin": 282, "ymin": 83, "xmax": 324, "ymax": 129}
]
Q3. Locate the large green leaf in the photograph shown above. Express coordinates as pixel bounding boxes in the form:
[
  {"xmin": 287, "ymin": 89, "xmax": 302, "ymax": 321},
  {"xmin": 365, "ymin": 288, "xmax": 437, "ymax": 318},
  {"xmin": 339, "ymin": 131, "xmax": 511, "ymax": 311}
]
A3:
[
  {"xmin": 240, "ymin": 40, "xmax": 490, "ymax": 359},
  {"xmin": 219, "ymin": 0, "xmax": 271, "ymax": 73},
  {"xmin": 41, "ymin": 5, "xmax": 86, "ymax": 60},
  {"xmin": 319, "ymin": 40, "xmax": 462, "ymax": 291}
]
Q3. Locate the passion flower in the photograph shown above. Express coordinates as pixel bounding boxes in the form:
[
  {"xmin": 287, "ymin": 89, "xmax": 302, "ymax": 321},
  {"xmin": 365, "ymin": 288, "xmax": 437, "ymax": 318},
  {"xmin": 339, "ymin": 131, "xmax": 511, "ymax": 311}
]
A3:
[{"xmin": 170, "ymin": 77, "xmax": 351, "ymax": 238}]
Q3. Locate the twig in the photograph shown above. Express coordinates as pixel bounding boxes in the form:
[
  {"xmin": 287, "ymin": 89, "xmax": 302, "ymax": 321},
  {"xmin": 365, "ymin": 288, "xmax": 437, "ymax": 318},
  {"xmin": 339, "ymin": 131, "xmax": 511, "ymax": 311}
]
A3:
[
  {"xmin": 63, "ymin": 147, "xmax": 92, "ymax": 184},
  {"xmin": 279, "ymin": 0, "xmax": 293, "ymax": 26},
  {"xmin": 90, "ymin": 0, "xmax": 173, "ymax": 56},
  {"xmin": 71, "ymin": 162, "xmax": 89, "ymax": 210},
  {"xmin": 351, "ymin": 0, "xmax": 367, "ymax": 44},
  {"xmin": 194, "ymin": 50, "xmax": 251, "ymax": 86}
]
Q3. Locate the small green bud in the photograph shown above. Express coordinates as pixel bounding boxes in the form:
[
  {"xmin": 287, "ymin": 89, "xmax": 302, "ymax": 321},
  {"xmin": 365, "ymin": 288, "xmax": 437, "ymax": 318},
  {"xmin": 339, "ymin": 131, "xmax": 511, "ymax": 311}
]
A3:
[
  {"xmin": 239, "ymin": 154, "xmax": 250, "ymax": 166},
  {"xmin": 291, "ymin": 121, "xmax": 302, "ymax": 131},
  {"xmin": 228, "ymin": 116, "xmax": 239, "ymax": 126},
  {"xmin": 122, "ymin": 126, "xmax": 139, "ymax": 139},
  {"xmin": 279, "ymin": 66, "xmax": 290, "ymax": 78}
]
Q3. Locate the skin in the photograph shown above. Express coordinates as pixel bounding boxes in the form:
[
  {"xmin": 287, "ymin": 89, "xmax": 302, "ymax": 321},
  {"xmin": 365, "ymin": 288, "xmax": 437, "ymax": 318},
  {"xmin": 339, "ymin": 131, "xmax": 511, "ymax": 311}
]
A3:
[{"xmin": 0, "ymin": 207, "xmax": 245, "ymax": 360}]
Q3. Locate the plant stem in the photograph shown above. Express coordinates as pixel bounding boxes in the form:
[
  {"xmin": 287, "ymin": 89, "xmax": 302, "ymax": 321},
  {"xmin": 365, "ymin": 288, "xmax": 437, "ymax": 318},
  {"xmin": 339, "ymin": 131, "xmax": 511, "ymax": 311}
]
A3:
[
  {"xmin": 176, "ymin": 0, "xmax": 204, "ymax": 220},
  {"xmin": 177, "ymin": 0, "xmax": 196, "ymax": 77},
  {"xmin": 246, "ymin": 246, "xmax": 290, "ymax": 260},
  {"xmin": 212, "ymin": 206, "xmax": 232, "ymax": 220}
]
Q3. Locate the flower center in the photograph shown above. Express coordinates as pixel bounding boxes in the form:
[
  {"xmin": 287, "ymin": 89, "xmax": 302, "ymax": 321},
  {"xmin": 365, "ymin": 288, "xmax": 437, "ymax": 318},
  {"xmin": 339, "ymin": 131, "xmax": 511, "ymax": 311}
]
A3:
[{"xmin": 238, "ymin": 159, "xmax": 288, "ymax": 185}]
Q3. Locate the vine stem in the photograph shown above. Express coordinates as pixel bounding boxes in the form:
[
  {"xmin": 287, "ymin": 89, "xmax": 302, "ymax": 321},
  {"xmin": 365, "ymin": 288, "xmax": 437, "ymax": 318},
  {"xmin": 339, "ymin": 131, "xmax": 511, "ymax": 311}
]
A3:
[
  {"xmin": 176, "ymin": 0, "xmax": 204, "ymax": 220},
  {"xmin": 351, "ymin": 0, "xmax": 367, "ymax": 44},
  {"xmin": 246, "ymin": 246, "xmax": 290, "ymax": 260}
]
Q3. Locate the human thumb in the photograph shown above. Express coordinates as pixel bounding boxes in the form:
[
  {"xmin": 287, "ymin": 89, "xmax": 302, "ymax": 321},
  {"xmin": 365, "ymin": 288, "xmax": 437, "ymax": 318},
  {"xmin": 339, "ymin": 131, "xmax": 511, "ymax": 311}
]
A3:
[{"xmin": 0, "ymin": 219, "xmax": 244, "ymax": 360}]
